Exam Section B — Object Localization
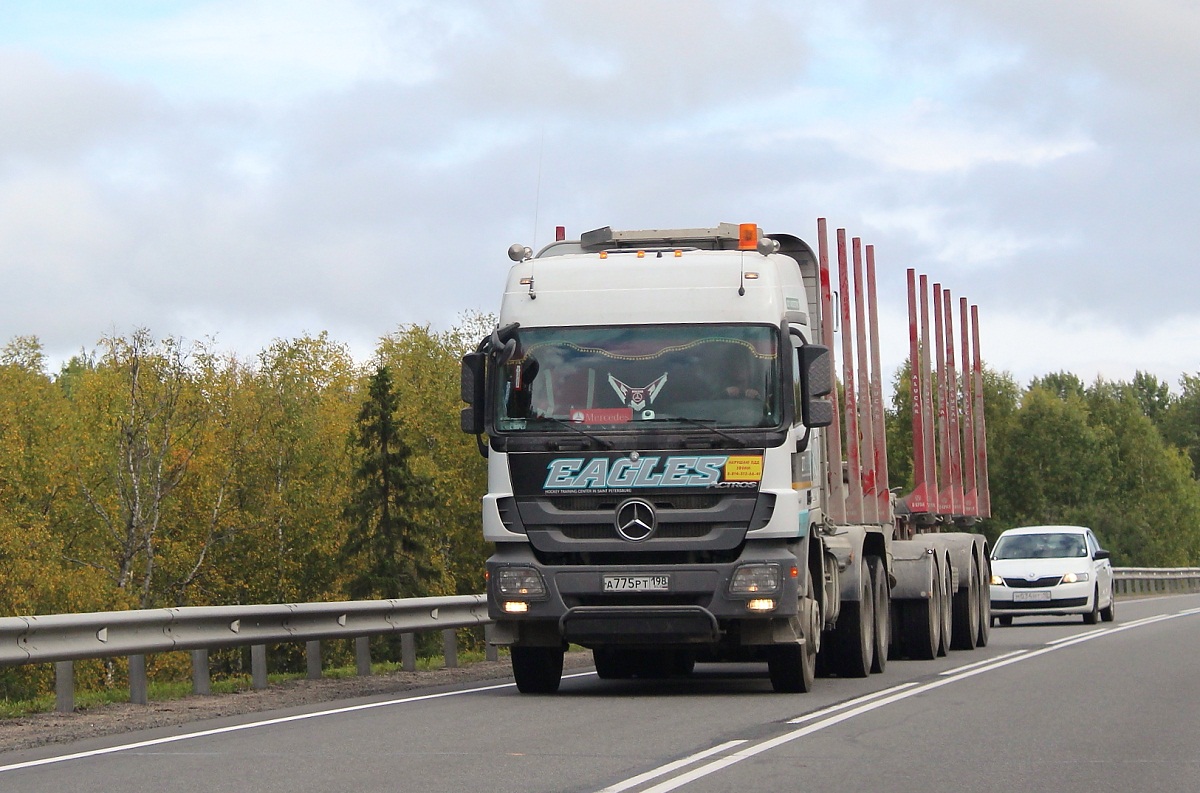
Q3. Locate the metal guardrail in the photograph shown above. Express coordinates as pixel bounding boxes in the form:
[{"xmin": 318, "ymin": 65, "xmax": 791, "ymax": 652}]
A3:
[
  {"xmin": 4, "ymin": 568, "xmax": 1198, "ymax": 714},
  {"xmin": 0, "ymin": 596, "xmax": 491, "ymax": 713},
  {"xmin": 1112, "ymin": 567, "xmax": 1200, "ymax": 596}
]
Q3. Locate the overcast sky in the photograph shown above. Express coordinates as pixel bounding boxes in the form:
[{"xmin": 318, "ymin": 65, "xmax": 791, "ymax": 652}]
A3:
[{"xmin": 2, "ymin": 0, "xmax": 1197, "ymax": 389}]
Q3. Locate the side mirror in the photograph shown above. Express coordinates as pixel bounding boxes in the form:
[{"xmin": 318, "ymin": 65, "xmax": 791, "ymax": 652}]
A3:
[
  {"xmin": 460, "ymin": 352, "xmax": 486, "ymax": 435},
  {"xmin": 1094, "ymin": 549, "xmax": 1111, "ymax": 560},
  {"xmin": 798, "ymin": 344, "xmax": 834, "ymax": 428}
]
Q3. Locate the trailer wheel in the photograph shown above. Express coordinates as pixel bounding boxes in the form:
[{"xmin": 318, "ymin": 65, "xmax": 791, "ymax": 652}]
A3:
[
  {"xmin": 769, "ymin": 576, "xmax": 818, "ymax": 693},
  {"xmin": 901, "ymin": 555, "xmax": 941, "ymax": 660},
  {"xmin": 830, "ymin": 557, "xmax": 874, "ymax": 678},
  {"xmin": 950, "ymin": 556, "xmax": 980, "ymax": 651},
  {"xmin": 512, "ymin": 646, "xmax": 564, "ymax": 694},
  {"xmin": 869, "ymin": 556, "xmax": 889, "ymax": 674}
]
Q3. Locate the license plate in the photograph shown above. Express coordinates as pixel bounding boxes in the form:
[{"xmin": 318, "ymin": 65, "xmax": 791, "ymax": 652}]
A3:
[
  {"xmin": 1013, "ymin": 590, "xmax": 1052, "ymax": 602},
  {"xmin": 603, "ymin": 575, "xmax": 670, "ymax": 592}
]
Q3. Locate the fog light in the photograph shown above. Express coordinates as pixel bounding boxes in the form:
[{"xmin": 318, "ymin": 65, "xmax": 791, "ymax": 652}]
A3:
[
  {"xmin": 729, "ymin": 564, "xmax": 781, "ymax": 595},
  {"xmin": 747, "ymin": 598, "xmax": 777, "ymax": 612},
  {"xmin": 502, "ymin": 601, "xmax": 530, "ymax": 614},
  {"xmin": 495, "ymin": 567, "xmax": 546, "ymax": 597}
]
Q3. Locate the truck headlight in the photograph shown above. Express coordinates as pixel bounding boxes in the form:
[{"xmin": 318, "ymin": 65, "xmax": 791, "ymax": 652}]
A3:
[
  {"xmin": 729, "ymin": 564, "xmax": 781, "ymax": 595},
  {"xmin": 495, "ymin": 567, "xmax": 547, "ymax": 598}
]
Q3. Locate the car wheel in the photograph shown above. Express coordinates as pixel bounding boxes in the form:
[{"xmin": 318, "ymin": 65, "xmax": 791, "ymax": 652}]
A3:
[
  {"xmin": 1083, "ymin": 586, "xmax": 1100, "ymax": 624},
  {"xmin": 1100, "ymin": 591, "xmax": 1116, "ymax": 623}
]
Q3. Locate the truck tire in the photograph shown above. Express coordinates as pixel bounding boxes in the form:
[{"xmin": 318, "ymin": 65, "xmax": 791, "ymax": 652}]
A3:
[
  {"xmin": 950, "ymin": 557, "xmax": 980, "ymax": 651},
  {"xmin": 976, "ymin": 558, "xmax": 991, "ymax": 647},
  {"xmin": 830, "ymin": 557, "xmax": 874, "ymax": 678},
  {"xmin": 593, "ymin": 647, "xmax": 635, "ymax": 680},
  {"xmin": 901, "ymin": 555, "xmax": 941, "ymax": 660},
  {"xmin": 937, "ymin": 554, "xmax": 952, "ymax": 657},
  {"xmin": 512, "ymin": 646, "xmax": 564, "ymax": 694},
  {"xmin": 869, "ymin": 556, "xmax": 889, "ymax": 674},
  {"xmin": 768, "ymin": 575, "xmax": 818, "ymax": 693}
]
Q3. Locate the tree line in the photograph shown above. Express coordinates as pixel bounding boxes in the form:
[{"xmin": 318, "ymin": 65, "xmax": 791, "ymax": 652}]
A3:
[{"xmin": 0, "ymin": 317, "xmax": 1197, "ymax": 697}]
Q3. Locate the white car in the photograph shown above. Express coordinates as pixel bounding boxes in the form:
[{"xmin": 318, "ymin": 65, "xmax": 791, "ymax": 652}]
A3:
[{"xmin": 989, "ymin": 525, "xmax": 1116, "ymax": 626}]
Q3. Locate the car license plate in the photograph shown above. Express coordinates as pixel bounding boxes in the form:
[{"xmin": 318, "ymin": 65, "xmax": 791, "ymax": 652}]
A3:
[
  {"xmin": 1013, "ymin": 590, "xmax": 1052, "ymax": 602},
  {"xmin": 603, "ymin": 575, "xmax": 670, "ymax": 592}
]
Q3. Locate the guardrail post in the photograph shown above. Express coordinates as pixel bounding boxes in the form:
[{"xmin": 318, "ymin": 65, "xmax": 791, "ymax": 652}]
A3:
[
  {"xmin": 191, "ymin": 649, "xmax": 211, "ymax": 695},
  {"xmin": 306, "ymin": 640, "xmax": 322, "ymax": 680},
  {"xmin": 443, "ymin": 628, "xmax": 458, "ymax": 669},
  {"xmin": 55, "ymin": 661, "xmax": 74, "ymax": 713},
  {"xmin": 485, "ymin": 625, "xmax": 498, "ymax": 662},
  {"xmin": 251, "ymin": 644, "xmax": 268, "ymax": 689},
  {"xmin": 402, "ymin": 633, "xmax": 416, "ymax": 672},
  {"xmin": 129, "ymin": 654, "xmax": 148, "ymax": 705},
  {"xmin": 355, "ymin": 636, "xmax": 371, "ymax": 676}
]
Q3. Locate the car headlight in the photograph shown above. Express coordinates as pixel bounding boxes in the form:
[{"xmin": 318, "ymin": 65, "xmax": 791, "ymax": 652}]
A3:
[
  {"xmin": 989, "ymin": 574, "xmax": 1005, "ymax": 586},
  {"xmin": 1062, "ymin": 571, "xmax": 1090, "ymax": 584},
  {"xmin": 495, "ymin": 566, "xmax": 547, "ymax": 598},
  {"xmin": 729, "ymin": 563, "xmax": 781, "ymax": 595}
]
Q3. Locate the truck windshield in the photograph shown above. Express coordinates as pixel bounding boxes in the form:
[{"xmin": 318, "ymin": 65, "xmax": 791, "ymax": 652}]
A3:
[{"xmin": 493, "ymin": 324, "xmax": 780, "ymax": 431}]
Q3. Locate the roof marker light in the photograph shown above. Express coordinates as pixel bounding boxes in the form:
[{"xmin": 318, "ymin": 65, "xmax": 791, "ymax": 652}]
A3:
[
  {"xmin": 674, "ymin": 249, "xmax": 683, "ymax": 258},
  {"xmin": 738, "ymin": 223, "xmax": 758, "ymax": 250},
  {"xmin": 599, "ymin": 251, "xmax": 608, "ymax": 259},
  {"xmin": 637, "ymin": 250, "xmax": 646, "ymax": 258}
]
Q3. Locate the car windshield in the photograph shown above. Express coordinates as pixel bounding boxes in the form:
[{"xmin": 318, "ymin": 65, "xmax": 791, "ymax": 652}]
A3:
[
  {"xmin": 993, "ymin": 532, "xmax": 1089, "ymax": 560},
  {"xmin": 493, "ymin": 324, "xmax": 781, "ymax": 431}
]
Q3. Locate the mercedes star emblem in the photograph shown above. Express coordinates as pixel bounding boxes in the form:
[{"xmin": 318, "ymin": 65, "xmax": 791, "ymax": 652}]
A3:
[{"xmin": 614, "ymin": 498, "xmax": 657, "ymax": 542}]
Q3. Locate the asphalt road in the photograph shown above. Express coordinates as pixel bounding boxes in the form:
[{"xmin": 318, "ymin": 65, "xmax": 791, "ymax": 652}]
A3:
[{"xmin": 2, "ymin": 593, "xmax": 1198, "ymax": 793}]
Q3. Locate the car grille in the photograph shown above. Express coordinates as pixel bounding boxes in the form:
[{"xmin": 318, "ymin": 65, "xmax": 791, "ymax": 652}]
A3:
[{"xmin": 1003, "ymin": 576, "xmax": 1063, "ymax": 588}]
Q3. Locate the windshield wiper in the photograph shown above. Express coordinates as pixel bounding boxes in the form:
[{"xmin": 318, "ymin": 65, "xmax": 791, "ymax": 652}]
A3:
[
  {"xmin": 528, "ymin": 417, "xmax": 614, "ymax": 450},
  {"xmin": 638, "ymin": 416, "xmax": 747, "ymax": 448}
]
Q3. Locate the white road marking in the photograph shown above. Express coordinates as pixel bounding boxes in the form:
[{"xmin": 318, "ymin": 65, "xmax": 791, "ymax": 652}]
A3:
[
  {"xmin": 0, "ymin": 671, "xmax": 594, "ymax": 774},
  {"xmin": 595, "ymin": 741, "xmax": 748, "ymax": 793},
  {"xmin": 601, "ymin": 608, "xmax": 1200, "ymax": 792}
]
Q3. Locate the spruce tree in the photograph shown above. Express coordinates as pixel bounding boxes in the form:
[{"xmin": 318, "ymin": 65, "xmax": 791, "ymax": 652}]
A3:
[{"xmin": 341, "ymin": 365, "xmax": 438, "ymax": 600}]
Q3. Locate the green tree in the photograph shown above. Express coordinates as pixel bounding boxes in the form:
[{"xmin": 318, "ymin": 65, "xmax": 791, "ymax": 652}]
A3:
[
  {"xmin": 1162, "ymin": 373, "xmax": 1200, "ymax": 478},
  {"xmin": 376, "ymin": 316, "xmax": 491, "ymax": 596},
  {"xmin": 340, "ymin": 365, "xmax": 443, "ymax": 601}
]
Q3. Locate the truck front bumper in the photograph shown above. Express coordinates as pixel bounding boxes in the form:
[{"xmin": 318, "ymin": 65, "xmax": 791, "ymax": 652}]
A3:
[{"xmin": 486, "ymin": 540, "xmax": 802, "ymax": 647}]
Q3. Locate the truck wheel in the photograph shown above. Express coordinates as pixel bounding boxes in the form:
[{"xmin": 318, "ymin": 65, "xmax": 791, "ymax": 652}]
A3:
[
  {"xmin": 593, "ymin": 647, "xmax": 635, "ymax": 680},
  {"xmin": 901, "ymin": 556, "xmax": 941, "ymax": 660},
  {"xmin": 512, "ymin": 646, "xmax": 564, "ymax": 693},
  {"xmin": 869, "ymin": 556, "xmax": 889, "ymax": 674},
  {"xmin": 976, "ymin": 558, "xmax": 991, "ymax": 647},
  {"xmin": 769, "ymin": 576, "xmax": 817, "ymax": 693},
  {"xmin": 937, "ymin": 554, "xmax": 952, "ymax": 657},
  {"xmin": 950, "ymin": 557, "xmax": 979, "ymax": 651},
  {"xmin": 831, "ymin": 557, "xmax": 874, "ymax": 678}
]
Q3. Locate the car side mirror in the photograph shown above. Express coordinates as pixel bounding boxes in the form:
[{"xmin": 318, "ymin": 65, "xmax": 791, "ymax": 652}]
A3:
[{"xmin": 1093, "ymin": 549, "xmax": 1111, "ymax": 560}]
